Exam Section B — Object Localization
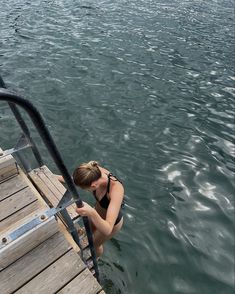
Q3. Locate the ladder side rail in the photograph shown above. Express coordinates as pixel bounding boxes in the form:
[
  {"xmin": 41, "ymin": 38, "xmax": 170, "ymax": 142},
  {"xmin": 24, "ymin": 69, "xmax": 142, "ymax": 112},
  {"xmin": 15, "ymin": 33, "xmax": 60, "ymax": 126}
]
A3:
[
  {"xmin": 0, "ymin": 77, "xmax": 43, "ymax": 167},
  {"xmin": 0, "ymin": 88, "xmax": 100, "ymax": 282}
]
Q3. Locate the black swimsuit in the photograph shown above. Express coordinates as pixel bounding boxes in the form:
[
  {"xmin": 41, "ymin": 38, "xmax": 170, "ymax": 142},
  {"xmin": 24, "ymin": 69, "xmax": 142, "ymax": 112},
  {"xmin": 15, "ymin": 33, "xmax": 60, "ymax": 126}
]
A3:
[{"xmin": 93, "ymin": 173, "xmax": 124, "ymax": 226}]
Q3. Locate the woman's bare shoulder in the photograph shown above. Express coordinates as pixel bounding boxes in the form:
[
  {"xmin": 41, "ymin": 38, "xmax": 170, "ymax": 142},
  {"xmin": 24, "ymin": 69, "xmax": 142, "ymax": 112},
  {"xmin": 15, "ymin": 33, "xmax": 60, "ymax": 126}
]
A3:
[{"xmin": 110, "ymin": 177, "xmax": 124, "ymax": 194}]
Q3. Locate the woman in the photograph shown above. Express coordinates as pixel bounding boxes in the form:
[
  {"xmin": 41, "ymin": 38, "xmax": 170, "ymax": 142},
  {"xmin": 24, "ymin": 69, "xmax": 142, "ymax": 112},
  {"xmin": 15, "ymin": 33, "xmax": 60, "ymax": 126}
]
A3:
[{"xmin": 69, "ymin": 161, "xmax": 124, "ymax": 257}]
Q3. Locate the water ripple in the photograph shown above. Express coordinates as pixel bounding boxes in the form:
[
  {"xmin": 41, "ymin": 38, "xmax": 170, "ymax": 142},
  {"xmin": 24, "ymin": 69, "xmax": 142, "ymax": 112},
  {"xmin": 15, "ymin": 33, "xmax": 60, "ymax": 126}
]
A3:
[{"xmin": 0, "ymin": 0, "xmax": 234, "ymax": 293}]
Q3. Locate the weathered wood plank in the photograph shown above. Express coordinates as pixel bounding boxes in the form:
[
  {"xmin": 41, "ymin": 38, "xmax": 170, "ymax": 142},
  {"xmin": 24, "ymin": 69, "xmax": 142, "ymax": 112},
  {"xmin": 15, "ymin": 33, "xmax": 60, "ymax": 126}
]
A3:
[
  {"xmin": 0, "ymin": 152, "xmax": 18, "ymax": 182},
  {"xmin": 0, "ymin": 158, "xmax": 17, "ymax": 171},
  {"xmin": 57, "ymin": 219, "xmax": 80, "ymax": 253},
  {"xmin": 0, "ymin": 165, "xmax": 18, "ymax": 183},
  {"xmin": 36, "ymin": 167, "xmax": 63, "ymax": 204},
  {"xmin": 19, "ymin": 168, "xmax": 49, "ymax": 208},
  {"xmin": 30, "ymin": 166, "xmax": 65, "ymax": 204},
  {"xmin": 0, "ymin": 167, "xmax": 49, "ymax": 231},
  {"xmin": 0, "ymin": 174, "xmax": 28, "ymax": 201},
  {"xmin": 0, "ymin": 232, "xmax": 72, "ymax": 294},
  {"xmin": 0, "ymin": 201, "xmax": 41, "ymax": 232},
  {"xmin": 0, "ymin": 216, "xmax": 58, "ymax": 270},
  {"xmin": 29, "ymin": 168, "xmax": 60, "ymax": 207},
  {"xmin": 0, "ymin": 187, "xmax": 37, "ymax": 221},
  {"xmin": 0, "ymin": 153, "xmax": 16, "ymax": 169},
  {"xmin": 15, "ymin": 250, "xmax": 86, "ymax": 294},
  {"xmin": 58, "ymin": 268, "xmax": 102, "ymax": 294},
  {"xmin": 43, "ymin": 165, "xmax": 65, "ymax": 195},
  {"xmin": 0, "ymin": 159, "xmax": 103, "ymax": 294},
  {"xmin": 29, "ymin": 166, "xmax": 78, "ymax": 219}
]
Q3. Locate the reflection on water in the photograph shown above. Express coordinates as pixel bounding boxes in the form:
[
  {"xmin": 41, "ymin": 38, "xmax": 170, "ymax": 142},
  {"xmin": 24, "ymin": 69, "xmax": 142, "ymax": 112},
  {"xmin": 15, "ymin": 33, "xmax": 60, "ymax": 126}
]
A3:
[{"xmin": 0, "ymin": 0, "xmax": 234, "ymax": 293}]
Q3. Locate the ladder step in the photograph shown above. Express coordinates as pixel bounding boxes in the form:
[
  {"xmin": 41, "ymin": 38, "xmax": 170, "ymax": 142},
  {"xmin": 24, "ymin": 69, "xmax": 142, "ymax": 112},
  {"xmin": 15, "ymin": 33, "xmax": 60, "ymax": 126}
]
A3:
[{"xmin": 29, "ymin": 166, "xmax": 79, "ymax": 219}]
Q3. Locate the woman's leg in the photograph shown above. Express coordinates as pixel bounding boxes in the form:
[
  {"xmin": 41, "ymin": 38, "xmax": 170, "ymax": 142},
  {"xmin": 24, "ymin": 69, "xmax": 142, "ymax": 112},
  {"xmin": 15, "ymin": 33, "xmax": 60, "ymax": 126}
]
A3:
[{"xmin": 93, "ymin": 218, "xmax": 123, "ymax": 257}]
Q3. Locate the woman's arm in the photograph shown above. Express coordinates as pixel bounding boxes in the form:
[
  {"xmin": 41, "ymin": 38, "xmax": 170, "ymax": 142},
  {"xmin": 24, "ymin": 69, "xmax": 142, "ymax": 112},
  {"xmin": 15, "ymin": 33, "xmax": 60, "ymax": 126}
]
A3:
[
  {"xmin": 78, "ymin": 204, "xmax": 112, "ymax": 236},
  {"xmin": 76, "ymin": 183, "xmax": 124, "ymax": 236}
]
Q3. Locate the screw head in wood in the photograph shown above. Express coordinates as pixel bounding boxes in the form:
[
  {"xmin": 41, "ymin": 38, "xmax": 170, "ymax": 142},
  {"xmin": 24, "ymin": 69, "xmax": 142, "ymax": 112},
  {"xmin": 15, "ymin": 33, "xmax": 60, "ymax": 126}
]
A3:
[{"xmin": 40, "ymin": 214, "xmax": 46, "ymax": 221}]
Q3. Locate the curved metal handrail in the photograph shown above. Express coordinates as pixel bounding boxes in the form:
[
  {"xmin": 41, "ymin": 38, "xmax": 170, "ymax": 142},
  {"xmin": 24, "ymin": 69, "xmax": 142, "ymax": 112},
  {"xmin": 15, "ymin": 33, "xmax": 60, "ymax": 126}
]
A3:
[
  {"xmin": 0, "ymin": 88, "xmax": 99, "ymax": 281},
  {"xmin": 0, "ymin": 76, "xmax": 43, "ymax": 167}
]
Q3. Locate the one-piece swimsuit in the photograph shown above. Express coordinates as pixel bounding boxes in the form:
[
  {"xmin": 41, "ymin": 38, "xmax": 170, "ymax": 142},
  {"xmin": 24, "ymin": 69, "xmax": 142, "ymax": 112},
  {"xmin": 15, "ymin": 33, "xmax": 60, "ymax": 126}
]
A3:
[{"xmin": 93, "ymin": 173, "xmax": 124, "ymax": 225}]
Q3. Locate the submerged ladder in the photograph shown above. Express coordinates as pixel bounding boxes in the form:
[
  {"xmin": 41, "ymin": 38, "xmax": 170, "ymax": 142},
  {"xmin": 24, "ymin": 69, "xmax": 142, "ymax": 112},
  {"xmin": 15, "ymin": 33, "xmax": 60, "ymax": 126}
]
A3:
[{"xmin": 0, "ymin": 78, "xmax": 101, "ymax": 292}]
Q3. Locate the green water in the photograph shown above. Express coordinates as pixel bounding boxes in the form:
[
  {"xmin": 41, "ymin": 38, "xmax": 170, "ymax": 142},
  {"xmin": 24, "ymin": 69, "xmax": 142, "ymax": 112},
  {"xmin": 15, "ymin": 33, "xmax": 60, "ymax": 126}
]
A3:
[{"xmin": 0, "ymin": 1, "xmax": 234, "ymax": 293}]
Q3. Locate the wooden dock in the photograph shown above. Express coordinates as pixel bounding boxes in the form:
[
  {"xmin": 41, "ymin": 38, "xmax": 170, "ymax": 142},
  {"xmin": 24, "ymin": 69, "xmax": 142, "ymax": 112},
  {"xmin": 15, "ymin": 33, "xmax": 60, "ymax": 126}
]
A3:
[{"xmin": 0, "ymin": 149, "xmax": 105, "ymax": 294}]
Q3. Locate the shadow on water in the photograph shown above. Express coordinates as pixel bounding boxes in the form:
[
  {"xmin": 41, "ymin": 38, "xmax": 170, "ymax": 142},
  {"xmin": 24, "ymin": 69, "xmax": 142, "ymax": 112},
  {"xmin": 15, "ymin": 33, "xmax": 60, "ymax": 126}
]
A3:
[{"xmin": 99, "ymin": 259, "xmax": 126, "ymax": 294}]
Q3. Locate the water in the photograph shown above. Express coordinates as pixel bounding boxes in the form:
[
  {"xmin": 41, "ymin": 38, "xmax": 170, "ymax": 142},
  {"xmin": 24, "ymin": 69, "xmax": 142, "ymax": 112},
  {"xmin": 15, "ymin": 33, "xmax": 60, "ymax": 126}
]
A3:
[{"xmin": 0, "ymin": 1, "xmax": 234, "ymax": 293}]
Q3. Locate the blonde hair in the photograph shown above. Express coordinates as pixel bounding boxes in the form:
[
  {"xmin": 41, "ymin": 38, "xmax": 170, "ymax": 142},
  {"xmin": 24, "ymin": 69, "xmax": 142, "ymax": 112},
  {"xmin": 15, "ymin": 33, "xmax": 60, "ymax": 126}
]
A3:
[{"xmin": 73, "ymin": 161, "xmax": 101, "ymax": 188}]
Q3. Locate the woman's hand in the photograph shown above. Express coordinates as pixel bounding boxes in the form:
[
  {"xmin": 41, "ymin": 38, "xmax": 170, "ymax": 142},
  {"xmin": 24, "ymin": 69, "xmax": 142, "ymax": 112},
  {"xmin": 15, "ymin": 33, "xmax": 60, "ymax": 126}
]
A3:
[
  {"xmin": 76, "ymin": 202, "xmax": 94, "ymax": 217},
  {"xmin": 54, "ymin": 174, "xmax": 65, "ymax": 184}
]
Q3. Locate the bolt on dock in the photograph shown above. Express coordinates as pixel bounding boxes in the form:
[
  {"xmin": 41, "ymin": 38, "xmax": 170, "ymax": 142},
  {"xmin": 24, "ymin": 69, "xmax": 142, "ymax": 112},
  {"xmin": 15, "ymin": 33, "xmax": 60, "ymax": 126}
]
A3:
[{"xmin": 0, "ymin": 149, "xmax": 105, "ymax": 294}]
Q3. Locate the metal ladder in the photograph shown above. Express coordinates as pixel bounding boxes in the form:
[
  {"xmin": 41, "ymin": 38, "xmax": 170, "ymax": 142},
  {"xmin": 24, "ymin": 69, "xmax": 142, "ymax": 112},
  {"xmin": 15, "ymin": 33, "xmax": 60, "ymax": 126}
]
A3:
[{"xmin": 0, "ymin": 77, "xmax": 100, "ymax": 281}]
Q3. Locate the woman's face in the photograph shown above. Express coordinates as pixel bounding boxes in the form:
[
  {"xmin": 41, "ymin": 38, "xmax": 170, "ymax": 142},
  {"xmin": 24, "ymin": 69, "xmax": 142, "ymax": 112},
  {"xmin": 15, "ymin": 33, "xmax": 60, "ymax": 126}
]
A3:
[{"xmin": 85, "ymin": 178, "xmax": 101, "ymax": 192}]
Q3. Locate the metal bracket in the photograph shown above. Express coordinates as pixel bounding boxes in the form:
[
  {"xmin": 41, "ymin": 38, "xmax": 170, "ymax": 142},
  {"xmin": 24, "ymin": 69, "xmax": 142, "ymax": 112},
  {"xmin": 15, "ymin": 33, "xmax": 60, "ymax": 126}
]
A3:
[
  {"xmin": 0, "ymin": 198, "xmax": 75, "ymax": 249},
  {"xmin": 56, "ymin": 189, "xmax": 73, "ymax": 209},
  {"xmin": 1, "ymin": 133, "xmax": 32, "ymax": 158}
]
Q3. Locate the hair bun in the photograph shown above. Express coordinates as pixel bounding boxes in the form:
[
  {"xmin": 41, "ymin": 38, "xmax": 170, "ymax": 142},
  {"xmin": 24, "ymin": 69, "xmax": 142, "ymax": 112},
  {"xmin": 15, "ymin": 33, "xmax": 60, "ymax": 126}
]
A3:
[{"xmin": 88, "ymin": 160, "xmax": 98, "ymax": 168}]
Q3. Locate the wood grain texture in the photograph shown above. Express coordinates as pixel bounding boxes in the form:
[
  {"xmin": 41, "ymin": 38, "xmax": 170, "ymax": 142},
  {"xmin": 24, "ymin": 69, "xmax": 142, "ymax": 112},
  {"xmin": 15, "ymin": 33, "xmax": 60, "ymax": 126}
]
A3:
[
  {"xmin": 29, "ymin": 166, "xmax": 78, "ymax": 219},
  {"xmin": 0, "ymin": 166, "xmax": 49, "ymax": 231},
  {"xmin": 0, "ymin": 174, "xmax": 27, "ymax": 201},
  {"xmin": 29, "ymin": 168, "xmax": 59, "ymax": 207},
  {"xmin": 19, "ymin": 168, "xmax": 49, "ymax": 207},
  {"xmin": 0, "ymin": 187, "xmax": 37, "ymax": 221},
  {"xmin": 0, "ymin": 153, "xmax": 18, "ymax": 182},
  {"xmin": 0, "ymin": 216, "xmax": 58, "ymax": 270},
  {"xmin": 0, "ymin": 153, "xmax": 16, "ymax": 169},
  {"xmin": 15, "ymin": 250, "xmax": 86, "ymax": 294},
  {"xmin": 0, "ymin": 201, "xmax": 41, "ymax": 231},
  {"xmin": 0, "ymin": 165, "xmax": 18, "ymax": 183},
  {"xmin": 0, "ymin": 232, "xmax": 71, "ymax": 294},
  {"xmin": 58, "ymin": 268, "xmax": 102, "ymax": 294}
]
